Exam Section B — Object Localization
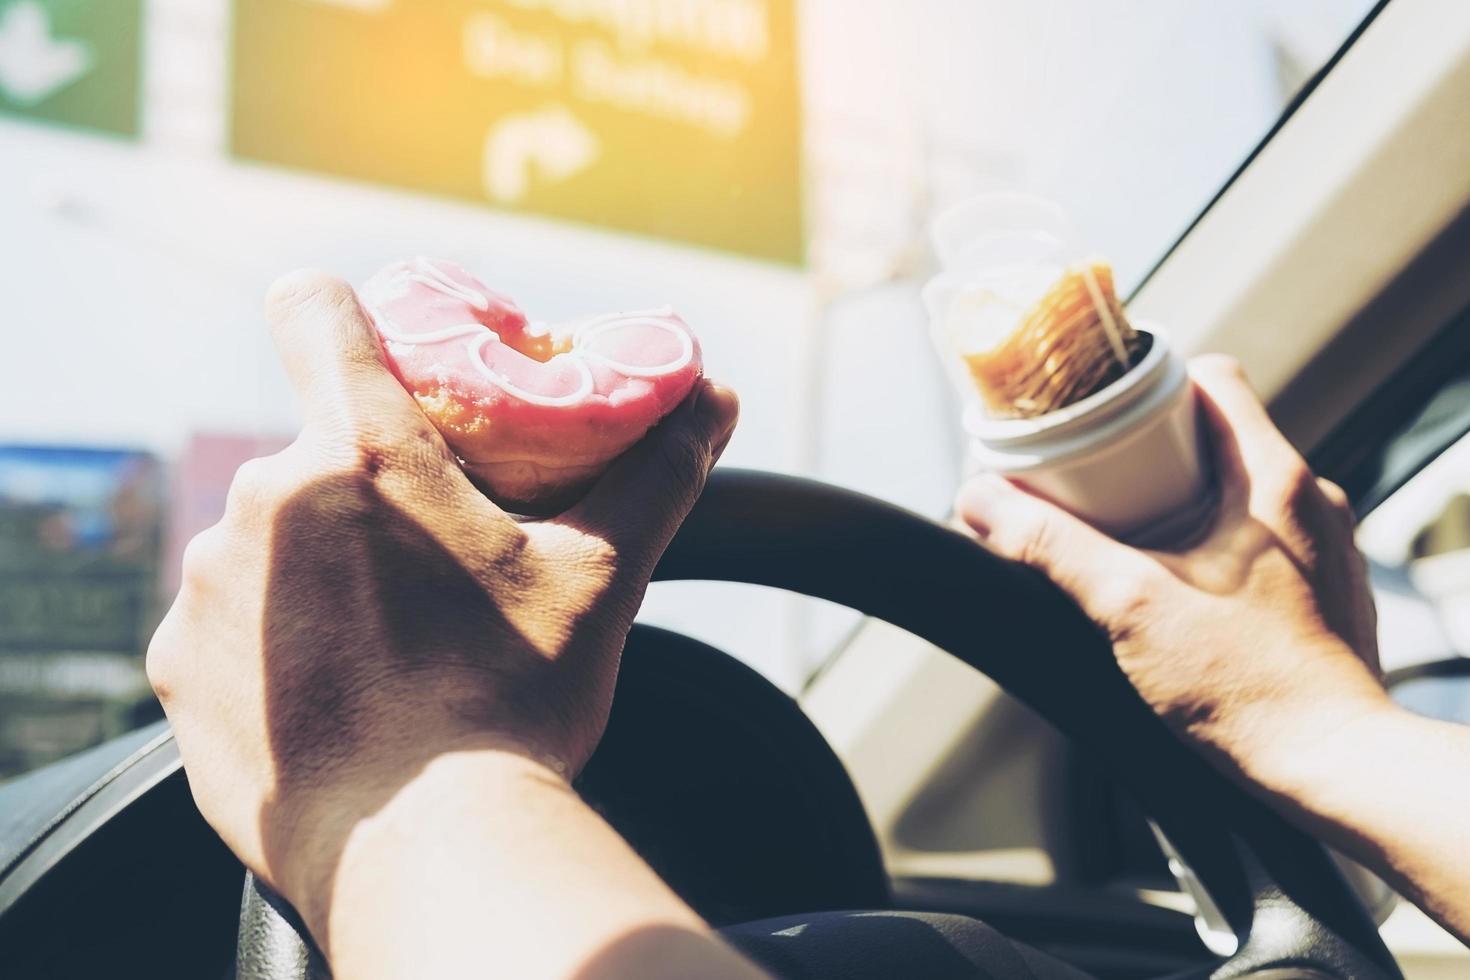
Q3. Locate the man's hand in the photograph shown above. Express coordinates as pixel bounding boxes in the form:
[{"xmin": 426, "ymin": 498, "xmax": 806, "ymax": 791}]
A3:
[
  {"xmin": 957, "ymin": 355, "xmax": 1470, "ymax": 945},
  {"xmin": 957, "ymin": 355, "xmax": 1387, "ymax": 784},
  {"xmin": 146, "ymin": 271, "xmax": 757, "ymax": 978}
]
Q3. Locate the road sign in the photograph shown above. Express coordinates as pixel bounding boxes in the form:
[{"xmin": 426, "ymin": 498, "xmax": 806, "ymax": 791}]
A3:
[
  {"xmin": 0, "ymin": 0, "xmax": 142, "ymax": 137},
  {"xmin": 230, "ymin": 0, "xmax": 803, "ymax": 264}
]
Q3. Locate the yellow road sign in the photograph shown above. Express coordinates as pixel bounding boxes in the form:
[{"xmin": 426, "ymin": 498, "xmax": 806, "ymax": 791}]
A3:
[{"xmin": 231, "ymin": 0, "xmax": 804, "ymax": 264}]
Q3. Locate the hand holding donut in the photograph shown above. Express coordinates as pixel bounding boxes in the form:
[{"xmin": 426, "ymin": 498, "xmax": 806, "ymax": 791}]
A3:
[{"xmin": 148, "ymin": 269, "xmax": 738, "ymax": 947}]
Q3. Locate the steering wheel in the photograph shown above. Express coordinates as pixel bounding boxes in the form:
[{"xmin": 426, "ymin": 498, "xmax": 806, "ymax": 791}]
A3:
[{"xmin": 236, "ymin": 470, "xmax": 1401, "ymax": 980}]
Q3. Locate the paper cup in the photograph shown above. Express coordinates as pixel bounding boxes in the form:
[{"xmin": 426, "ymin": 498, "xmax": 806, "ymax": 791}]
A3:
[
  {"xmin": 930, "ymin": 192, "xmax": 1076, "ymax": 273},
  {"xmin": 962, "ymin": 327, "xmax": 1214, "ymax": 545}
]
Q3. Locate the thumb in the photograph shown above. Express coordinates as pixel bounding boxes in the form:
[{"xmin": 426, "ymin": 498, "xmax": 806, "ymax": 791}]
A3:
[
  {"xmin": 956, "ymin": 474, "xmax": 1153, "ymax": 617},
  {"xmin": 562, "ymin": 380, "xmax": 739, "ymax": 568},
  {"xmin": 266, "ymin": 268, "xmax": 426, "ymax": 432}
]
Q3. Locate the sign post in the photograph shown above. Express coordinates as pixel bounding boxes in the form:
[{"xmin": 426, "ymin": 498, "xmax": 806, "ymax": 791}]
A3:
[{"xmin": 231, "ymin": 0, "xmax": 804, "ymax": 264}]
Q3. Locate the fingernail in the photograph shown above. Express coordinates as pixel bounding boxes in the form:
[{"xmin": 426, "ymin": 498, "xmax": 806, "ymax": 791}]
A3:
[
  {"xmin": 955, "ymin": 473, "xmax": 1012, "ymax": 538},
  {"xmin": 696, "ymin": 381, "xmax": 739, "ymax": 439}
]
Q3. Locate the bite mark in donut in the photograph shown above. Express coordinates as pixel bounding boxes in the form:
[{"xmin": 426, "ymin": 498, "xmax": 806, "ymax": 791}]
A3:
[{"xmin": 361, "ymin": 257, "xmax": 703, "ymax": 510}]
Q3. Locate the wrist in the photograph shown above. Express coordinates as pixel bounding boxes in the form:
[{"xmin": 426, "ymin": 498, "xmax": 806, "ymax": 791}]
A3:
[
  {"xmin": 294, "ymin": 744, "xmax": 729, "ymax": 980},
  {"xmin": 1237, "ymin": 678, "xmax": 1405, "ymax": 806},
  {"xmin": 280, "ymin": 741, "xmax": 571, "ymax": 946}
]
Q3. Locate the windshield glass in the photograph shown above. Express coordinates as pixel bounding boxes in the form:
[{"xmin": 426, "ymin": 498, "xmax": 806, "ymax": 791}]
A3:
[{"xmin": 0, "ymin": 0, "xmax": 1381, "ymax": 778}]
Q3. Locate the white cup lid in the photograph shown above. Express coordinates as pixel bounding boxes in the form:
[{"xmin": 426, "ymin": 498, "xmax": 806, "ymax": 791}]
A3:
[{"xmin": 929, "ymin": 191, "xmax": 1079, "ymax": 274}]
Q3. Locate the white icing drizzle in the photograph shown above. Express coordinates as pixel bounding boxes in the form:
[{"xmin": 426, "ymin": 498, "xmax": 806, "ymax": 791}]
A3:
[
  {"xmin": 464, "ymin": 333, "xmax": 596, "ymax": 407},
  {"xmin": 573, "ymin": 308, "xmax": 695, "ymax": 378},
  {"xmin": 367, "ymin": 262, "xmax": 692, "ymax": 408},
  {"xmin": 407, "ymin": 255, "xmax": 490, "ymax": 311},
  {"xmin": 377, "ymin": 319, "xmax": 493, "ymax": 346}
]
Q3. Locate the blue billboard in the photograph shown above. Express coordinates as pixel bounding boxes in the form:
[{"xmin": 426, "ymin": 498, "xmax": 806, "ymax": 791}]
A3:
[{"xmin": 0, "ymin": 445, "xmax": 162, "ymax": 776}]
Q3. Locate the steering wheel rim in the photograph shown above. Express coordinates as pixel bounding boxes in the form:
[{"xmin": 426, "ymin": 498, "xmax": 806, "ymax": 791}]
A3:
[{"xmin": 237, "ymin": 469, "xmax": 1401, "ymax": 979}]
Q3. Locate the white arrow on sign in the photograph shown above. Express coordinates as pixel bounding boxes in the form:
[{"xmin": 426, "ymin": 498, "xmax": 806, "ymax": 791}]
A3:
[
  {"xmin": 0, "ymin": 0, "xmax": 92, "ymax": 106},
  {"xmin": 483, "ymin": 104, "xmax": 600, "ymax": 205}
]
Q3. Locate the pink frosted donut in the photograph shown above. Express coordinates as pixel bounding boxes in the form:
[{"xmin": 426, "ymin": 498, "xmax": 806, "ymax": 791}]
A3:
[{"xmin": 360, "ymin": 257, "xmax": 702, "ymax": 509}]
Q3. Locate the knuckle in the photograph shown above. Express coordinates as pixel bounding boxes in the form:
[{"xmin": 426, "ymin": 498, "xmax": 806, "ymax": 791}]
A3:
[
  {"xmin": 144, "ymin": 623, "xmax": 177, "ymax": 703},
  {"xmin": 349, "ymin": 429, "xmax": 394, "ymax": 481},
  {"xmin": 339, "ymin": 421, "xmax": 448, "ymax": 487},
  {"xmin": 178, "ymin": 526, "xmax": 223, "ymax": 591},
  {"xmin": 223, "ymin": 456, "xmax": 277, "ymax": 519}
]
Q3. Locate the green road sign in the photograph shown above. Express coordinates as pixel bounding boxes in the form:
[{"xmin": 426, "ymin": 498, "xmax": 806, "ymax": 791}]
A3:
[
  {"xmin": 231, "ymin": 0, "xmax": 804, "ymax": 264},
  {"xmin": 0, "ymin": 0, "xmax": 142, "ymax": 137}
]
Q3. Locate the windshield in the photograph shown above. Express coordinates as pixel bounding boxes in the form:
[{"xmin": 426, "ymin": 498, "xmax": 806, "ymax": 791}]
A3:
[{"xmin": 0, "ymin": 0, "xmax": 1381, "ymax": 778}]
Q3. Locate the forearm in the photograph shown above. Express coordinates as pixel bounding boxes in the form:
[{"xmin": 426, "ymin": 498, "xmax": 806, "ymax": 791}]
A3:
[
  {"xmin": 1245, "ymin": 699, "xmax": 1470, "ymax": 944},
  {"xmin": 303, "ymin": 749, "xmax": 766, "ymax": 980}
]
